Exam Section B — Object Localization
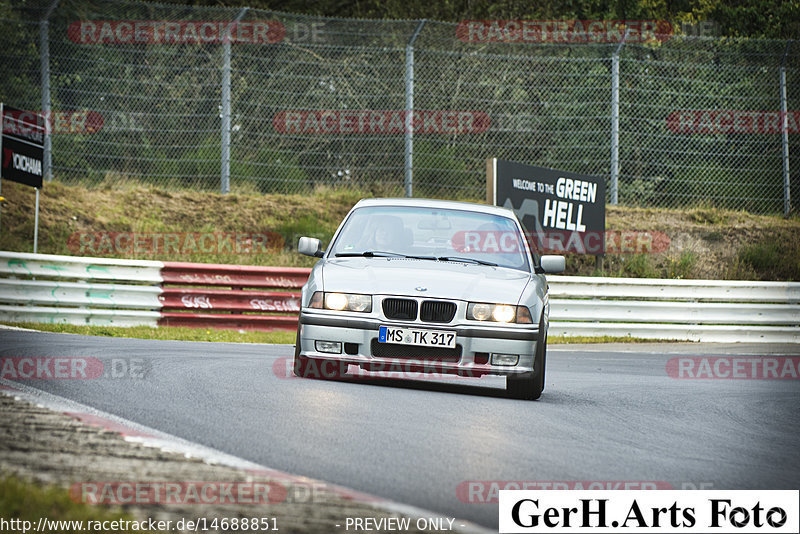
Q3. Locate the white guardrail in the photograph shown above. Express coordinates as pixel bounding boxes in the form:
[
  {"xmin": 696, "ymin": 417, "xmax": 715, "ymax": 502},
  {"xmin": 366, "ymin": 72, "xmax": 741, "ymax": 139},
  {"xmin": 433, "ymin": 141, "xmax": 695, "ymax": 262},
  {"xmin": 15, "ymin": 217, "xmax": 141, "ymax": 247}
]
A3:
[
  {"xmin": 0, "ymin": 251, "xmax": 798, "ymax": 343},
  {"xmin": 0, "ymin": 251, "xmax": 163, "ymax": 328},
  {"xmin": 546, "ymin": 276, "xmax": 800, "ymax": 343}
]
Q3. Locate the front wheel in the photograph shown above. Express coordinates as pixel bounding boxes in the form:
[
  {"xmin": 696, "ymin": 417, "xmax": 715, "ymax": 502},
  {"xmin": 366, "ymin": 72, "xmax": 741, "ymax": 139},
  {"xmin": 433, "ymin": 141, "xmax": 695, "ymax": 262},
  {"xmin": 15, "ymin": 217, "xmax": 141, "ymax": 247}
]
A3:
[
  {"xmin": 507, "ymin": 317, "xmax": 547, "ymax": 400},
  {"xmin": 292, "ymin": 326, "xmax": 348, "ymax": 379},
  {"xmin": 293, "ymin": 327, "xmax": 312, "ymax": 378}
]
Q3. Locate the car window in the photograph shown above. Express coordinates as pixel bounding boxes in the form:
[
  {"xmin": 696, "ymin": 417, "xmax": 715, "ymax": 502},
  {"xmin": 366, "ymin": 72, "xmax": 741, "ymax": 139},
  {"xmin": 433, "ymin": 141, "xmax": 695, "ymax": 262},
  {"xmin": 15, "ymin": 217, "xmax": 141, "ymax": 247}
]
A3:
[{"xmin": 329, "ymin": 206, "xmax": 531, "ymax": 272}]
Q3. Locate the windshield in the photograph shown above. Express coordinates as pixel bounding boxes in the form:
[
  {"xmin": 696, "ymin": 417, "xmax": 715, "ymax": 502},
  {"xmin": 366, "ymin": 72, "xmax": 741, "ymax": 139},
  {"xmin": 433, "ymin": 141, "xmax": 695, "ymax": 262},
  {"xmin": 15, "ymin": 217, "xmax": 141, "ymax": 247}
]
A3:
[{"xmin": 329, "ymin": 205, "xmax": 531, "ymax": 272}]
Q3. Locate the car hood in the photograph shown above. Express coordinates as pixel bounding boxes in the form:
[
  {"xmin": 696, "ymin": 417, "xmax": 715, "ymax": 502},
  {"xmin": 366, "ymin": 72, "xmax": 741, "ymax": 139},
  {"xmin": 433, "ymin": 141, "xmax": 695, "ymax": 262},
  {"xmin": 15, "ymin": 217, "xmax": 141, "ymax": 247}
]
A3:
[{"xmin": 321, "ymin": 257, "xmax": 531, "ymax": 304}]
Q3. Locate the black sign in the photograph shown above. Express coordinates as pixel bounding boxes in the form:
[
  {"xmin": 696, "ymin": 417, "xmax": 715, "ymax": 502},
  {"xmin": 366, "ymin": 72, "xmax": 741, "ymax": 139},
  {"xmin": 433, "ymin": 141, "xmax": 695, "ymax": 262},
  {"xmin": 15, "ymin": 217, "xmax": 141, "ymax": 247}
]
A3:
[
  {"xmin": 489, "ymin": 159, "xmax": 606, "ymax": 254},
  {"xmin": 1, "ymin": 105, "xmax": 45, "ymax": 188}
]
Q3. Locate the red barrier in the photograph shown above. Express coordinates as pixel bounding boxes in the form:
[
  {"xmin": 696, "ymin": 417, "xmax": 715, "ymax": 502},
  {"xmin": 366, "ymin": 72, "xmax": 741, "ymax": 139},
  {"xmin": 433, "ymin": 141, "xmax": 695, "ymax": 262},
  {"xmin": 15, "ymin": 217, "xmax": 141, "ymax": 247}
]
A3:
[
  {"xmin": 161, "ymin": 262, "xmax": 310, "ymax": 289},
  {"xmin": 158, "ymin": 262, "xmax": 310, "ymax": 332},
  {"xmin": 159, "ymin": 288, "xmax": 300, "ymax": 313}
]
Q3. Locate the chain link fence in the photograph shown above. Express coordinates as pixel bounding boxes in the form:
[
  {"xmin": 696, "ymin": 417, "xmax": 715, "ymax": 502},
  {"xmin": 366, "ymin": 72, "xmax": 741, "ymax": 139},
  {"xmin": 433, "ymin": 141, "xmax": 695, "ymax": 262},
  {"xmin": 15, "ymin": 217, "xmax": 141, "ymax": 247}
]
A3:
[{"xmin": 1, "ymin": 0, "xmax": 797, "ymax": 213}]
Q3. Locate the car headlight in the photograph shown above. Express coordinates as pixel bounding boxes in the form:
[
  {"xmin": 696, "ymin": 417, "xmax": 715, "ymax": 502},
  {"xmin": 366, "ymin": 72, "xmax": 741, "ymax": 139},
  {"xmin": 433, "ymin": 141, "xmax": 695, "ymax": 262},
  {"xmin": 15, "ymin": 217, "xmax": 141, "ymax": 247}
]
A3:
[
  {"xmin": 467, "ymin": 302, "xmax": 533, "ymax": 323},
  {"xmin": 309, "ymin": 291, "xmax": 372, "ymax": 313}
]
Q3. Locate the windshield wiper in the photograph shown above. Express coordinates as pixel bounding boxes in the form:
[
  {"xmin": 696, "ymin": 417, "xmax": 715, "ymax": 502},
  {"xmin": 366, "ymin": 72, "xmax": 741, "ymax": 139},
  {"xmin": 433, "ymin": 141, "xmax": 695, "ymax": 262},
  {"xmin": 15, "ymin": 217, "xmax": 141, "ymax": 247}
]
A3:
[
  {"xmin": 335, "ymin": 251, "xmax": 437, "ymax": 260},
  {"xmin": 437, "ymin": 256, "xmax": 498, "ymax": 267},
  {"xmin": 335, "ymin": 250, "xmax": 403, "ymax": 258}
]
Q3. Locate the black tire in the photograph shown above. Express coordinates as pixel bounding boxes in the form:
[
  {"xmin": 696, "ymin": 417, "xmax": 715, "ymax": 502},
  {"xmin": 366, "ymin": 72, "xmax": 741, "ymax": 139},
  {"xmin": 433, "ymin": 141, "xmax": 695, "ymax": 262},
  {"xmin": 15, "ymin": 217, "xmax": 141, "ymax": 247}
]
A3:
[
  {"xmin": 293, "ymin": 326, "xmax": 312, "ymax": 378},
  {"xmin": 292, "ymin": 326, "xmax": 348, "ymax": 379},
  {"xmin": 507, "ymin": 316, "xmax": 547, "ymax": 400}
]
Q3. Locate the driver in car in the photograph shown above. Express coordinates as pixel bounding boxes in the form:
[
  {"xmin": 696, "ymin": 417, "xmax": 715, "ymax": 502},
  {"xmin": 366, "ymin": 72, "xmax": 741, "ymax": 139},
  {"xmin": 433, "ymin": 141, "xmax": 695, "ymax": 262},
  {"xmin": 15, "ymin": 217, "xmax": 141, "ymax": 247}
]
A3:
[{"xmin": 366, "ymin": 215, "xmax": 408, "ymax": 251}]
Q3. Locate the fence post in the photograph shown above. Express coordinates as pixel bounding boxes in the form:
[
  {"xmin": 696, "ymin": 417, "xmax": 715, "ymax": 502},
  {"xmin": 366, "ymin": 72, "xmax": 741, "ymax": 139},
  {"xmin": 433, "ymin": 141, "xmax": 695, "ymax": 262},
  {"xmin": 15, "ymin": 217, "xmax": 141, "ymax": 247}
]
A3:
[
  {"xmin": 0, "ymin": 103, "xmax": 3, "ymax": 236},
  {"xmin": 609, "ymin": 36, "xmax": 626, "ymax": 205},
  {"xmin": 40, "ymin": 0, "xmax": 61, "ymax": 183},
  {"xmin": 404, "ymin": 20, "xmax": 426, "ymax": 198},
  {"xmin": 221, "ymin": 8, "xmax": 249, "ymax": 195},
  {"xmin": 33, "ymin": 188, "xmax": 40, "ymax": 253},
  {"xmin": 780, "ymin": 40, "xmax": 792, "ymax": 217}
]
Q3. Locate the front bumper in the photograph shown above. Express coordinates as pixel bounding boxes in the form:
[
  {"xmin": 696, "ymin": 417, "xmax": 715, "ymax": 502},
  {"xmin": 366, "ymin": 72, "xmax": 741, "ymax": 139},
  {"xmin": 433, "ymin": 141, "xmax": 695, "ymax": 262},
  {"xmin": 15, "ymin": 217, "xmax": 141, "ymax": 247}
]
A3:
[{"xmin": 298, "ymin": 310, "xmax": 539, "ymax": 377}]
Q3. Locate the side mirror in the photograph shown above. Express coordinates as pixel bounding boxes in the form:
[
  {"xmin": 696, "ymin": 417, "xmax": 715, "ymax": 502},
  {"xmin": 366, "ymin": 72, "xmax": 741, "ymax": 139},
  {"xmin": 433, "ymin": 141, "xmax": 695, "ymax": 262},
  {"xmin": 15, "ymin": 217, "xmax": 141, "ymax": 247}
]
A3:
[
  {"xmin": 539, "ymin": 255, "xmax": 565, "ymax": 274},
  {"xmin": 298, "ymin": 237, "xmax": 324, "ymax": 258}
]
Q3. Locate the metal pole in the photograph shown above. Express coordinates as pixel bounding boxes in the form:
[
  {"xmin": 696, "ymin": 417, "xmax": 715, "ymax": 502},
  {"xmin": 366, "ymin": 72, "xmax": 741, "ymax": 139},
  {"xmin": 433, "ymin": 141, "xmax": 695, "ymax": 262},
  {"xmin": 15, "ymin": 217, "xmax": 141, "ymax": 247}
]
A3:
[
  {"xmin": 0, "ymin": 102, "xmax": 6, "ymax": 235},
  {"xmin": 404, "ymin": 20, "xmax": 426, "ymax": 198},
  {"xmin": 34, "ymin": 188, "xmax": 40, "ymax": 253},
  {"xmin": 610, "ymin": 52, "xmax": 619, "ymax": 204},
  {"xmin": 780, "ymin": 41, "xmax": 792, "ymax": 217},
  {"xmin": 40, "ymin": 0, "xmax": 61, "ymax": 183},
  {"xmin": 610, "ymin": 37, "xmax": 626, "ymax": 205},
  {"xmin": 0, "ymin": 103, "xmax": 4, "ymax": 237},
  {"xmin": 40, "ymin": 20, "xmax": 52, "ymax": 182},
  {"xmin": 221, "ymin": 8, "xmax": 248, "ymax": 195},
  {"xmin": 609, "ymin": 31, "xmax": 631, "ymax": 205}
]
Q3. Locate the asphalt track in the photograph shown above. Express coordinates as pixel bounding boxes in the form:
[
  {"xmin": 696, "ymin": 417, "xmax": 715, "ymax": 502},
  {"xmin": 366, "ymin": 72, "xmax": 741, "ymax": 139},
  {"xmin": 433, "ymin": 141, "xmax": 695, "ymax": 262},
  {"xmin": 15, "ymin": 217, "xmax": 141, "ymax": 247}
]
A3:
[{"xmin": 1, "ymin": 329, "xmax": 799, "ymax": 529}]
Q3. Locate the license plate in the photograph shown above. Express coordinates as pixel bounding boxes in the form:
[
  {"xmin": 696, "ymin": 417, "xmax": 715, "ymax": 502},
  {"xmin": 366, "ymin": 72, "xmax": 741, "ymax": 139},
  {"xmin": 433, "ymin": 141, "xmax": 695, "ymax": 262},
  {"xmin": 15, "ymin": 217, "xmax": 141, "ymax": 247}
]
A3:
[{"xmin": 378, "ymin": 326, "xmax": 456, "ymax": 348}]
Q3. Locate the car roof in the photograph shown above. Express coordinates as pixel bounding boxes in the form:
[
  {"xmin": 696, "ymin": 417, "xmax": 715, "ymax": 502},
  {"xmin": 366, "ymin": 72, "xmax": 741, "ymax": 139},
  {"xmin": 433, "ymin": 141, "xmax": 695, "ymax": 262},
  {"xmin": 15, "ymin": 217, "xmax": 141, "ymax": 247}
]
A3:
[{"xmin": 353, "ymin": 197, "xmax": 517, "ymax": 218}]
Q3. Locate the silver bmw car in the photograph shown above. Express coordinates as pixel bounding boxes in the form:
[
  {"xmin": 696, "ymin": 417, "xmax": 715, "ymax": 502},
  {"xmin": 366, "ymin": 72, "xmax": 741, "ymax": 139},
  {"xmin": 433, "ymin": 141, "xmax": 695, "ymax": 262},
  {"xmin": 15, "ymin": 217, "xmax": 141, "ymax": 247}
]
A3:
[{"xmin": 294, "ymin": 198, "xmax": 565, "ymax": 400}]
